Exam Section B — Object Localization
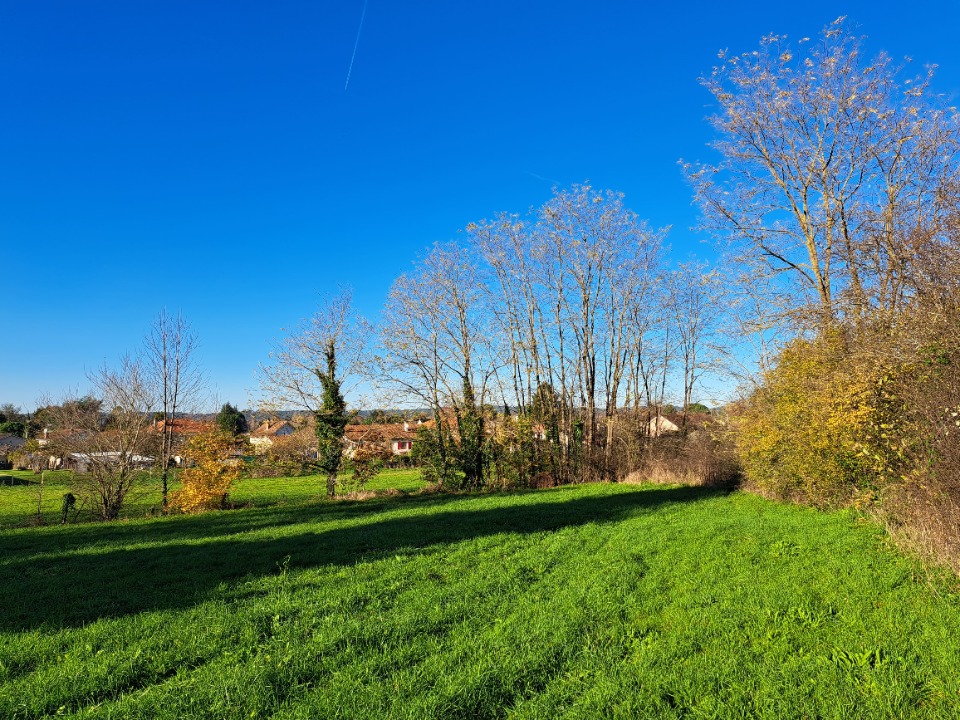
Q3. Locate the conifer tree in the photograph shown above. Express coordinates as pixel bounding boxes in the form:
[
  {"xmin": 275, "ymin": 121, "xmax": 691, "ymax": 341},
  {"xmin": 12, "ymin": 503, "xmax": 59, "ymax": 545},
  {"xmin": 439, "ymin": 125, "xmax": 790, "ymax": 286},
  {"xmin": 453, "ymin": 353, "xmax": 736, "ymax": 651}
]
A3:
[{"xmin": 215, "ymin": 402, "xmax": 248, "ymax": 436}]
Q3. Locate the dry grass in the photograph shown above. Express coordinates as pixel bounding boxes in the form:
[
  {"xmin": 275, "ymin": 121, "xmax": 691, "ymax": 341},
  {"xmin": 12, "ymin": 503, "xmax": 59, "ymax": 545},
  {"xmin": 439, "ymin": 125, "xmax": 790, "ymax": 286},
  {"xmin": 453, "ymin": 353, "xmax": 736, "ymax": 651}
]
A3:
[
  {"xmin": 623, "ymin": 464, "xmax": 703, "ymax": 486},
  {"xmin": 876, "ymin": 486, "xmax": 960, "ymax": 576},
  {"xmin": 620, "ymin": 429, "xmax": 741, "ymax": 489},
  {"xmin": 622, "ymin": 457, "xmax": 739, "ymax": 488}
]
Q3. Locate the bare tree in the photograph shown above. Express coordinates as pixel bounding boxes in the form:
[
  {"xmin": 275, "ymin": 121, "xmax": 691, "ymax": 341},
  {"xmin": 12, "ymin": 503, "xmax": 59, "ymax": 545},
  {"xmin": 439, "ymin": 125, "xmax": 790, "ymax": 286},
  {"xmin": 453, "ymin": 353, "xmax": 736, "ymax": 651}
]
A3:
[
  {"xmin": 469, "ymin": 185, "xmax": 667, "ymax": 481},
  {"xmin": 471, "ymin": 214, "xmax": 538, "ymax": 415},
  {"xmin": 377, "ymin": 270, "xmax": 458, "ymax": 484},
  {"xmin": 46, "ymin": 358, "xmax": 154, "ymax": 520},
  {"xmin": 377, "ymin": 186, "xmax": 706, "ymax": 485},
  {"xmin": 377, "ymin": 243, "xmax": 498, "ymax": 487},
  {"xmin": 530, "ymin": 186, "xmax": 667, "ymax": 477},
  {"xmin": 666, "ymin": 263, "xmax": 725, "ymax": 427},
  {"xmin": 145, "ymin": 309, "xmax": 202, "ymax": 510},
  {"xmin": 686, "ymin": 17, "xmax": 960, "ymax": 327},
  {"xmin": 257, "ymin": 290, "xmax": 366, "ymax": 494},
  {"xmin": 715, "ymin": 251, "xmax": 798, "ymax": 391},
  {"xmin": 258, "ymin": 290, "xmax": 366, "ymax": 413}
]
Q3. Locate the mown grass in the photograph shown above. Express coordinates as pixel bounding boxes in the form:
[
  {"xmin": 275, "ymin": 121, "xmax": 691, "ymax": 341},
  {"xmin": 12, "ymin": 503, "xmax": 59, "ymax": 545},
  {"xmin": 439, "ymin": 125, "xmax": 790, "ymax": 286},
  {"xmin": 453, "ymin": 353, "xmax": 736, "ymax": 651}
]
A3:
[
  {"xmin": 1, "ymin": 482, "xmax": 960, "ymax": 718},
  {"xmin": 0, "ymin": 468, "xmax": 426, "ymax": 528}
]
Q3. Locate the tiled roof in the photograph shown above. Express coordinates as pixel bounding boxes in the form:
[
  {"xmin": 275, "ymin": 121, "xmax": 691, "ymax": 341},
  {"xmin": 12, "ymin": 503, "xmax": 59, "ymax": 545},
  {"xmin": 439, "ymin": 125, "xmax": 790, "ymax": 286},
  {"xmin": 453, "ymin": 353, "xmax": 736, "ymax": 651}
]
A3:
[
  {"xmin": 152, "ymin": 418, "xmax": 213, "ymax": 434},
  {"xmin": 250, "ymin": 420, "xmax": 295, "ymax": 438},
  {"xmin": 343, "ymin": 422, "xmax": 424, "ymax": 443},
  {"xmin": 0, "ymin": 433, "xmax": 26, "ymax": 452}
]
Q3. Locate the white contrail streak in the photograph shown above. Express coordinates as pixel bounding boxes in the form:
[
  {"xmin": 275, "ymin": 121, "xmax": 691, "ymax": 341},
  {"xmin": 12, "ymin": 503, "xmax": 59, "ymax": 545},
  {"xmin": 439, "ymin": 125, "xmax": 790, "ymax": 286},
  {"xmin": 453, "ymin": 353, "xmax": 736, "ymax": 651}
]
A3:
[
  {"xmin": 344, "ymin": 0, "xmax": 369, "ymax": 90},
  {"xmin": 525, "ymin": 170, "xmax": 563, "ymax": 186}
]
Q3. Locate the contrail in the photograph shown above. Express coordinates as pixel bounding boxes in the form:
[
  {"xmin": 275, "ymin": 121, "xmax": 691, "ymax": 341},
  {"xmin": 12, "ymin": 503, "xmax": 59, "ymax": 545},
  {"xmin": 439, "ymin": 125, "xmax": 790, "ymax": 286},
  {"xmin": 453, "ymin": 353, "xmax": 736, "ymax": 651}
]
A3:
[
  {"xmin": 344, "ymin": 0, "xmax": 369, "ymax": 91},
  {"xmin": 525, "ymin": 170, "xmax": 563, "ymax": 186}
]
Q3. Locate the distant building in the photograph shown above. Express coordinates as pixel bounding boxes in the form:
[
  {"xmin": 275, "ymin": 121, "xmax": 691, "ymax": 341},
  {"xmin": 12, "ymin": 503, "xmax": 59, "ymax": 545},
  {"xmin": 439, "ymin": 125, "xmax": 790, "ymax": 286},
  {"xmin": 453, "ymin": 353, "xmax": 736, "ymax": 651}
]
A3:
[
  {"xmin": 249, "ymin": 420, "xmax": 297, "ymax": 452},
  {"xmin": 648, "ymin": 415, "xmax": 681, "ymax": 438},
  {"xmin": 63, "ymin": 451, "xmax": 155, "ymax": 473},
  {"xmin": 152, "ymin": 418, "xmax": 213, "ymax": 436},
  {"xmin": 343, "ymin": 420, "xmax": 423, "ymax": 456},
  {"xmin": 0, "ymin": 433, "xmax": 26, "ymax": 469}
]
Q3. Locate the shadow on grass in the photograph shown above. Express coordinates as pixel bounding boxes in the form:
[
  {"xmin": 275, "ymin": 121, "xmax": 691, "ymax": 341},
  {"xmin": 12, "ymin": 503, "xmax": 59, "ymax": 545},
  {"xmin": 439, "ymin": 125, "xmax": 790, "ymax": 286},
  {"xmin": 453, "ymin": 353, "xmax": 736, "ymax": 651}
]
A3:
[
  {"xmin": 0, "ymin": 475, "xmax": 35, "ymax": 487},
  {"xmin": 0, "ymin": 484, "xmax": 724, "ymax": 631}
]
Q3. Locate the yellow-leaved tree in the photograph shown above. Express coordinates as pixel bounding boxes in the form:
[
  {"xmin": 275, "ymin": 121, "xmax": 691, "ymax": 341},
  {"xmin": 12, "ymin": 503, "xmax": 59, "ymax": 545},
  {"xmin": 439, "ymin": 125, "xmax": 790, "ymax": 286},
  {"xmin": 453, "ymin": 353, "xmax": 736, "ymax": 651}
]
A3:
[{"xmin": 173, "ymin": 428, "xmax": 240, "ymax": 513}]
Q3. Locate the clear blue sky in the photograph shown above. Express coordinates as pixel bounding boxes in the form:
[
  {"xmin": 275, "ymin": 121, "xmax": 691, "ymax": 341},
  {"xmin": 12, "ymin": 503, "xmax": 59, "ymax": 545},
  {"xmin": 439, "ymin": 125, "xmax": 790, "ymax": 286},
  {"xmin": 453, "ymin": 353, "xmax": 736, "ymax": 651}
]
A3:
[{"xmin": 3, "ymin": 1, "xmax": 959, "ymax": 411}]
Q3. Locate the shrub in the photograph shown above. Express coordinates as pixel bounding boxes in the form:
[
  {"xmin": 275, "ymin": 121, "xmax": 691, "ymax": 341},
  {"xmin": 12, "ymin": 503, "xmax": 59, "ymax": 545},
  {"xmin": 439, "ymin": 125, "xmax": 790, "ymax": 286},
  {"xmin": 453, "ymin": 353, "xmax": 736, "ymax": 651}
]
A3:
[
  {"xmin": 869, "ymin": 330, "xmax": 960, "ymax": 570},
  {"xmin": 410, "ymin": 424, "xmax": 460, "ymax": 487},
  {"xmin": 733, "ymin": 330, "xmax": 875, "ymax": 505},
  {"xmin": 484, "ymin": 414, "xmax": 544, "ymax": 489},
  {"xmin": 733, "ymin": 303, "xmax": 960, "ymax": 569},
  {"xmin": 172, "ymin": 429, "xmax": 240, "ymax": 513},
  {"xmin": 342, "ymin": 444, "xmax": 388, "ymax": 494},
  {"xmin": 255, "ymin": 433, "xmax": 316, "ymax": 477},
  {"xmin": 0, "ymin": 421, "xmax": 25, "ymax": 436}
]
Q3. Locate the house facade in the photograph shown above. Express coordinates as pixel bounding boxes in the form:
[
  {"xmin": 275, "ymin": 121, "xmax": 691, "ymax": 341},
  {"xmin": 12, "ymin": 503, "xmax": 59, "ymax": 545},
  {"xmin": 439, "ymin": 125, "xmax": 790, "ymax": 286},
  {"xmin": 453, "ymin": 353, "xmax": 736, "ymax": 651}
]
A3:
[
  {"xmin": 343, "ymin": 420, "xmax": 423, "ymax": 457},
  {"xmin": 249, "ymin": 420, "xmax": 297, "ymax": 452}
]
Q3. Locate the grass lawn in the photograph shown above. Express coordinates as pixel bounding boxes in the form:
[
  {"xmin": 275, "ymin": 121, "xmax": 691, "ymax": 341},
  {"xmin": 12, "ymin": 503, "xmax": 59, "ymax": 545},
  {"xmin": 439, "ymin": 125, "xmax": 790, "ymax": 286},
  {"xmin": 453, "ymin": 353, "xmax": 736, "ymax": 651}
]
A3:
[
  {"xmin": 1, "ymin": 482, "xmax": 960, "ymax": 718},
  {"xmin": 0, "ymin": 468, "xmax": 427, "ymax": 528}
]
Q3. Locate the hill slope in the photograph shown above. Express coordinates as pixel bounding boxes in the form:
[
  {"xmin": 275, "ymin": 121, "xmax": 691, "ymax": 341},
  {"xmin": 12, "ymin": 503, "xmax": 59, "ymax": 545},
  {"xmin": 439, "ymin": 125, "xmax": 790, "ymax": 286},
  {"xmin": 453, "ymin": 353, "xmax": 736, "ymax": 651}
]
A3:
[{"xmin": 1, "ymin": 483, "xmax": 959, "ymax": 718}]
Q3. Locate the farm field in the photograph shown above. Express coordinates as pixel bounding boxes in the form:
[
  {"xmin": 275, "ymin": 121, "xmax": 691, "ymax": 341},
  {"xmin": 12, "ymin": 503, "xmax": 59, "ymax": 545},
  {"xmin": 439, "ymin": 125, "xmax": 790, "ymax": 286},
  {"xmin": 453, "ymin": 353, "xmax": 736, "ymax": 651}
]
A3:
[
  {"xmin": 0, "ymin": 468, "xmax": 427, "ymax": 529},
  {"xmin": 2, "ymin": 482, "xmax": 960, "ymax": 718}
]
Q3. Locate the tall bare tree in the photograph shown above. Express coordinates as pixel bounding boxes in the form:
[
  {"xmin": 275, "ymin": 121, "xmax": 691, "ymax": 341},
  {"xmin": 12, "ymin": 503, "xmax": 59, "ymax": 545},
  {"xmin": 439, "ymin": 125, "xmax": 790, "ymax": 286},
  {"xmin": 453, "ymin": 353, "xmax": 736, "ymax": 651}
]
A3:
[
  {"xmin": 377, "ymin": 270, "xmax": 458, "ymax": 484},
  {"xmin": 377, "ymin": 243, "xmax": 497, "ymax": 487},
  {"xmin": 686, "ymin": 17, "xmax": 960, "ymax": 327},
  {"xmin": 258, "ymin": 291, "xmax": 365, "ymax": 412},
  {"xmin": 531, "ymin": 186, "xmax": 666, "ymax": 477},
  {"xmin": 145, "ymin": 309, "xmax": 202, "ymax": 510},
  {"xmin": 470, "ymin": 185, "xmax": 666, "ymax": 481},
  {"xmin": 666, "ymin": 263, "xmax": 725, "ymax": 427}
]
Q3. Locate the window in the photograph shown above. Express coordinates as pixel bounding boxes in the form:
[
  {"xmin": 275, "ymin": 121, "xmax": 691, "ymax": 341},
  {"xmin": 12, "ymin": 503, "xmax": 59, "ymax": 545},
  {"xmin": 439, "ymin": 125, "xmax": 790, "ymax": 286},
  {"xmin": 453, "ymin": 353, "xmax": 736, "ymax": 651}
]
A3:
[{"xmin": 397, "ymin": 441, "xmax": 412, "ymax": 452}]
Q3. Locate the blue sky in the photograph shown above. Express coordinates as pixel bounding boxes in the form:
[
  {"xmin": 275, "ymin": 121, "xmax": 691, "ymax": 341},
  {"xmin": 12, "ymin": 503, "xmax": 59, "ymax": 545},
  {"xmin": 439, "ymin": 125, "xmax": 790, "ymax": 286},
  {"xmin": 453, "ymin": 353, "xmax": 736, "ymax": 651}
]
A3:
[{"xmin": 3, "ymin": 1, "xmax": 959, "ymax": 411}]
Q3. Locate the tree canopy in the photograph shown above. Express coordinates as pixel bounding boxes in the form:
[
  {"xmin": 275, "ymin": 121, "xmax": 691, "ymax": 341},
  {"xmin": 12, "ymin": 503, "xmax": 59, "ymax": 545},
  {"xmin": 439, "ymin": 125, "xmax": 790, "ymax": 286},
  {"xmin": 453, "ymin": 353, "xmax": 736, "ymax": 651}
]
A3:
[
  {"xmin": 686, "ymin": 17, "xmax": 960, "ymax": 327},
  {"xmin": 216, "ymin": 403, "xmax": 248, "ymax": 436}
]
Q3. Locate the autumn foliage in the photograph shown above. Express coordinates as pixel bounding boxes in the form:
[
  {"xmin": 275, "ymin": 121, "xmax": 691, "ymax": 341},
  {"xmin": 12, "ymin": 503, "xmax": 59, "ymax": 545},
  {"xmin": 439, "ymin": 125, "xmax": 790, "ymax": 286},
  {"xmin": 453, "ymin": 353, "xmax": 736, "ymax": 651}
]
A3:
[
  {"xmin": 733, "ymin": 306, "xmax": 960, "ymax": 568},
  {"xmin": 733, "ymin": 331, "xmax": 873, "ymax": 505},
  {"xmin": 172, "ymin": 428, "xmax": 240, "ymax": 513}
]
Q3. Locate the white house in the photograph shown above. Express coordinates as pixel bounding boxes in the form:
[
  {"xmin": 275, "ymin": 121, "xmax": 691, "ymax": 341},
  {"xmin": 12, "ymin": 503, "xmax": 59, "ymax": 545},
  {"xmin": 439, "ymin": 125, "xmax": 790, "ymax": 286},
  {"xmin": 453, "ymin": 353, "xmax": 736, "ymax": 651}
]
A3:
[
  {"xmin": 249, "ymin": 420, "xmax": 297, "ymax": 452},
  {"xmin": 648, "ymin": 415, "xmax": 681, "ymax": 437}
]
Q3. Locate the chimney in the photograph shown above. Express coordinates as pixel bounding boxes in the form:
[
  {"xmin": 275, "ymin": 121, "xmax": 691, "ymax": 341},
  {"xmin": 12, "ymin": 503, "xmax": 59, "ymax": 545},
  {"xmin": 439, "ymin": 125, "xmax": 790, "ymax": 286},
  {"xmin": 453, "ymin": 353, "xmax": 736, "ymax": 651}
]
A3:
[{"xmin": 403, "ymin": 421, "xmax": 410, "ymax": 432}]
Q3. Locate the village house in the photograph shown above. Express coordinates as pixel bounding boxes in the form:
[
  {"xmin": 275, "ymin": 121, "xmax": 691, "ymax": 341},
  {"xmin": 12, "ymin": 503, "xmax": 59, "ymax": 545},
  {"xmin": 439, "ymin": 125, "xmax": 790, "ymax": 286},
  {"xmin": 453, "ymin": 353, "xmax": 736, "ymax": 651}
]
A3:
[
  {"xmin": 249, "ymin": 419, "xmax": 297, "ymax": 453},
  {"xmin": 152, "ymin": 418, "xmax": 213, "ymax": 436},
  {"xmin": 152, "ymin": 418, "xmax": 214, "ymax": 465},
  {"xmin": 0, "ymin": 433, "xmax": 26, "ymax": 469},
  {"xmin": 343, "ymin": 420, "xmax": 424, "ymax": 457},
  {"xmin": 63, "ymin": 451, "xmax": 155, "ymax": 474},
  {"xmin": 648, "ymin": 415, "xmax": 681, "ymax": 438}
]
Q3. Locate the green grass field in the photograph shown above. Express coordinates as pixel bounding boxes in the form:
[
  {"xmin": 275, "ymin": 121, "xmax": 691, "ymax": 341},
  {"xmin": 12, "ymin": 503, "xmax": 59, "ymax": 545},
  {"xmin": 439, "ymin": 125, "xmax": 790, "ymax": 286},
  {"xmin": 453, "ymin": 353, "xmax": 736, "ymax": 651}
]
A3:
[
  {"xmin": 0, "ymin": 468, "xmax": 427, "ymax": 528},
  {"xmin": 2, "ymin": 480, "xmax": 960, "ymax": 718}
]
